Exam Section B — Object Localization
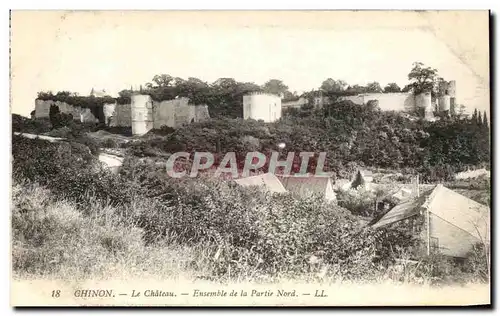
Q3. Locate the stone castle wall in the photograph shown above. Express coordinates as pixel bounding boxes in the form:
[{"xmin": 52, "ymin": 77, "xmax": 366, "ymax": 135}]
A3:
[
  {"xmin": 33, "ymin": 95, "xmax": 210, "ymax": 134},
  {"xmin": 340, "ymin": 93, "xmax": 416, "ymax": 112},
  {"xmin": 34, "ymin": 99, "xmax": 99, "ymax": 123}
]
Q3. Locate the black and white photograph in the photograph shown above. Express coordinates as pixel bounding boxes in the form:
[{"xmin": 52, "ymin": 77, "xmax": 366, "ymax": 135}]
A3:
[{"xmin": 9, "ymin": 10, "xmax": 491, "ymax": 306}]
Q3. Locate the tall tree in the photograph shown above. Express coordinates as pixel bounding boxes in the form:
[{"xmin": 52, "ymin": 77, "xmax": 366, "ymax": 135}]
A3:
[
  {"xmin": 262, "ymin": 79, "xmax": 289, "ymax": 96},
  {"xmin": 472, "ymin": 108, "xmax": 479, "ymax": 124},
  {"xmin": 320, "ymin": 78, "xmax": 347, "ymax": 93},
  {"xmin": 483, "ymin": 111, "xmax": 489, "ymax": 129},
  {"xmin": 478, "ymin": 111, "xmax": 483, "ymax": 126},
  {"xmin": 147, "ymin": 74, "xmax": 174, "ymax": 88},
  {"xmin": 383, "ymin": 83, "xmax": 402, "ymax": 93},
  {"xmin": 407, "ymin": 62, "xmax": 439, "ymax": 95},
  {"xmin": 365, "ymin": 82, "xmax": 383, "ymax": 93}
]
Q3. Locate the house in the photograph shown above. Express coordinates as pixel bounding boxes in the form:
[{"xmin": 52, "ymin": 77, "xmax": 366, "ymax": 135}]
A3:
[
  {"xmin": 90, "ymin": 88, "xmax": 111, "ymax": 98},
  {"xmin": 371, "ymin": 184, "xmax": 490, "ymax": 259},
  {"xmin": 278, "ymin": 176, "xmax": 336, "ymax": 202},
  {"xmin": 233, "ymin": 173, "xmax": 287, "ymax": 193}
]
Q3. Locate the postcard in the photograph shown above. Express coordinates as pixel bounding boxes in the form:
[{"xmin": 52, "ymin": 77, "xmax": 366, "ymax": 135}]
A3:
[{"xmin": 10, "ymin": 10, "xmax": 491, "ymax": 306}]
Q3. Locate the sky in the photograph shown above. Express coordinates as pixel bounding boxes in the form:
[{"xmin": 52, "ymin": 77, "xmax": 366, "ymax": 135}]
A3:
[{"xmin": 10, "ymin": 11, "xmax": 490, "ymax": 117}]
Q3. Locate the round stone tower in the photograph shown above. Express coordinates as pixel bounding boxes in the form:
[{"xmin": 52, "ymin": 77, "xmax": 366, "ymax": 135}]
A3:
[
  {"xmin": 415, "ymin": 91, "xmax": 433, "ymax": 119},
  {"xmin": 242, "ymin": 92, "xmax": 282, "ymax": 122},
  {"xmin": 439, "ymin": 95, "xmax": 451, "ymax": 112}
]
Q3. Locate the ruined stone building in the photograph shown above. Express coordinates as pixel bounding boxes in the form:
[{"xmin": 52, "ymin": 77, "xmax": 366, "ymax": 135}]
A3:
[
  {"xmin": 34, "ymin": 94, "xmax": 210, "ymax": 136},
  {"xmin": 306, "ymin": 80, "xmax": 458, "ymax": 120},
  {"xmin": 34, "ymin": 99, "xmax": 103, "ymax": 124},
  {"xmin": 106, "ymin": 95, "xmax": 210, "ymax": 135}
]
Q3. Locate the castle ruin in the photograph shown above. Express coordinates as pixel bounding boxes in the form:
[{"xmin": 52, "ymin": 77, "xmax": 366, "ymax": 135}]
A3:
[
  {"xmin": 324, "ymin": 80, "xmax": 457, "ymax": 119},
  {"xmin": 243, "ymin": 92, "xmax": 282, "ymax": 122},
  {"xmin": 34, "ymin": 94, "xmax": 210, "ymax": 135}
]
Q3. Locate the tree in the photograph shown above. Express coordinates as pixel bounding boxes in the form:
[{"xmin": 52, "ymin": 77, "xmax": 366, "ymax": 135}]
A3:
[
  {"xmin": 472, "ymin": 108, "xmax": 478, "ymax": 124},
  {"xmin": 351, "ymin": 170, "xmax": 365, "ymax": 189},
  {"xmin": 147, "ymin": 74, "xmax": 174, "ymax": 88},
  {"xmin": 483, "ymin": 111, "xmax": 489, "ymax": 129},
  {"xmin": 320, "ymin": 78, "xmax": 347, "ymax": 93},
  {"xmin": 457, "ymin": 104, "xmax": 467, "ymax": 118},
  {"xmin": 49, "ymin": 104, "xmax": 60, "ymax": 128},
  {"xmin": 383, "ymin": 83, "xmax": 401, "ymax": 93},
  {"xmin": 407, "ymin": 62, "xmax": 439, "ymax": 95},
  {"xmin": 283, "ymin": 91, "xmax": 299, "ymax": 101},
  {"xmin": 478, "ymin": 111, "xmax": 483, "ymax": 126},
  {"xmin": 345, "ymin": 84, "xmax": 367, "ymax": 94},
  {"xmin": 118, "ymin": 89, "xmax": 133, "ymax": 98},
  {"xmin": 401, "ymin": 84, "xmax": 412, "ymax": 93},
  {"xmin": 365, "ymin": 82, "xmax": 383, "ymax": 93},
  {"xmin": 262, "ymin": 79, "xmax": 289, "ymax": 96}
]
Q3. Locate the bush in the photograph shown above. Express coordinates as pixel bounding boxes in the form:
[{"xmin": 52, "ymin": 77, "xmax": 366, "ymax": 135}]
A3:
[
  {"xmin": 463, "ymin": 243, "xmax": 490, "ymax": 283},
  {"xmin": 12, "ymin": 114, "xmax": 52, "ymax": 134},
  {"xmin": 102, "ymin": 138, "xmax": 119, "ymax": 149},
  {"xmin": 115, "ymin": 166, "xmax": 414, "ymax": 281},
  {"xmin": 144, "ymin": 125, "xmax": 175, "ymax": 136},
  {"xmin": 11, "ymin": 133, "xmax": 488, "ymax": 284},
  {"xmin": 11, "ymin": 181, "xmax": 144, "ymax": 278},
  {"xmin": 337, "ymin": 187, "xmax": 376, "ymax": 217}
]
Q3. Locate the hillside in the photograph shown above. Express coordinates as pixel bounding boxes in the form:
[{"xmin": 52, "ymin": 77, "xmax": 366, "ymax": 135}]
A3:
[{"xmin": 10, "ymin": 94, "xmax": 491, "ymax": 286}]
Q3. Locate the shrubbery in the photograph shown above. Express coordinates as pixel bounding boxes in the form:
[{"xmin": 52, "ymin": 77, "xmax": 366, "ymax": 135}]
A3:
[
  {"xmin": 11, "ymin": 136, "xmax": 414, "ymax": 281},
  {"xmin": 12, "ymin": 114, "xmax": 51, "ymax": 134},
  {"xmin": 122, "ymin": 99, "xmax": 490, "ymax": 182},
  {"xmin": 11, "ymin": 108, "xmax": 490, "ymax": 284}
]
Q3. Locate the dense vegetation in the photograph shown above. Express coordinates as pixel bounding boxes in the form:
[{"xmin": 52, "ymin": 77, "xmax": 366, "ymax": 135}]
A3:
[
  {"xmin": 11, "ymin": 133, "xmax": 488, "ymax": 284},
  {"xmin": 15, "ymin": 61, "xmax": 490, "ymax": 284},
  {"xmin": 127, "ymin": 99, "xmax": 490, "ymax": 183}
]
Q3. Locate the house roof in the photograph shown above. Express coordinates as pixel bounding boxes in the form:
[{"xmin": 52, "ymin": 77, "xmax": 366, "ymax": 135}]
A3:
[
  {"xmin": 386, "ymin": 183, "xmax": 436, "ymax": 202},
  {"xmin": 234, "ymin": 173, "xmax": 287, "ymax": 193},
  {"xmin": 425, "ymin": 185, "xmax": 489, "ymax": 241},
  {"xmin": 371, "ymin": 184, "xmax": 490, "ymax": 240},
  {"xmin": 371, "ymin": 189, "xmax": 434, "ymax": 228},
  {"xmin": 278, "ymin": 176, "xmax": 332, "ymax": 198}
]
